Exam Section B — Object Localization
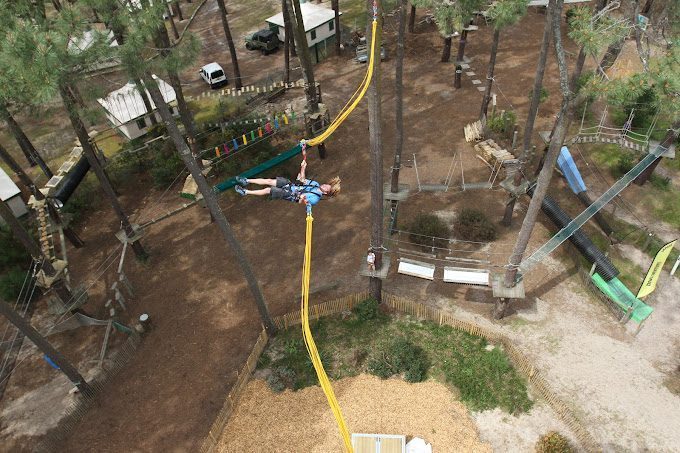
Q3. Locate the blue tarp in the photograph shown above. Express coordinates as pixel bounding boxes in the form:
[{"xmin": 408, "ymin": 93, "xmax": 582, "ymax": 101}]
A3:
[{"xmin": 557, "ymin": 146, "xmax": 587, "ymax": 194}]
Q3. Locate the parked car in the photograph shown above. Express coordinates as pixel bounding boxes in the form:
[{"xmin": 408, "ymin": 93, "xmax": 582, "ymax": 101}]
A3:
[
  {"xmin": 199, "ymin": 62, "xmax": 228, "ymax": 89},
  {"xmin": 355, "ymin": 45, "xmax": 386, "ymax": 63},
  {"xmin": 245, "ymin": 29, "xmax": 280, "ymax": 55}
]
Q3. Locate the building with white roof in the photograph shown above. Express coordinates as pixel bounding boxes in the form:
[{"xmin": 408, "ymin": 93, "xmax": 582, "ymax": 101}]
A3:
[
  {"xmin": 266, "ymin": 2, "xmax": 341, "ymax": 63},
  {"xmin": 97, "ymin": 75, "xmax": 178, "ymax": 141},
  {"xmin": 0, "ymin": 167, "xmax": 28, "ymax": 223}
]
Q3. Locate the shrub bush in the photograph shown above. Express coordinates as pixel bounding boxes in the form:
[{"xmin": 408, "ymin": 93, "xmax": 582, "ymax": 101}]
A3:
[
  {"xmin": 455, "ymin": 208, "xmax": 497, "ymax": 242},
  {"xmin": 535, "ymin": 432, "xmax": 574, "ymax": 453},
  {"xmin": 367, "ymin": 336, "xmax": 430, "ymax": 383},
  {"xmin": 408, "ymin": 213, "xmax": 450, "ymax": 249},
  {"xmin": 487, "ymin": 110, "xmax": 517, "ymax": 135},
  {"xmin": 528, "ymin": 87, "xmax": 549, "ymax": 104},
  {"xmin": 0, "ymin": 267, "xmax": 34, "ymax": 302},
  {"xmin": 0, "ymin": 227, "xmax": 30, "ymax": 272},
  {"xmin": 150, "ymin": 140, "xmax": 186, "ymax": 188},
  {"xmin": 650, "ymin": 174, "xmax": 671, "ymax": 190},
  {"xmin": 614, "ymin": 153, "xmax": 635, "ymax": 177},
  {"xmin": 353, "ymin": 298, "xmax": 379, "ymax": 321}
]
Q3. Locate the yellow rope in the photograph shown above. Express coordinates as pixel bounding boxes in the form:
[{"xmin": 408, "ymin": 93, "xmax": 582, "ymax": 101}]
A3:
[
  {"xmin": 306, "ymin": 19, "xmax": 378, "ymax": 147},
  {"xmin": 297, "ymin": 15, "xmax": 380, "ymax": 453},
  {"xmin": 300, "ymin": 213, "xmax": 353, "ymax": 452}
]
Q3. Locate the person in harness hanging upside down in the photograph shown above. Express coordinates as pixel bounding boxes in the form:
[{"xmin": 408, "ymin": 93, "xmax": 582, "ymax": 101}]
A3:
[{"xmin": 234, "ymin": 160, "xmax": 341, "ymax": 207}]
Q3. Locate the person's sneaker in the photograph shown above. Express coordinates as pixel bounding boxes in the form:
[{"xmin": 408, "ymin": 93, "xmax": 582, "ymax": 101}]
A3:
[
  {"xmin": 235, "ymin": 176, "xmax": 248, "ymax": 186},
  {"xmin": 234, "ymin": 185, "xmax": 247, "ymax": 196}
]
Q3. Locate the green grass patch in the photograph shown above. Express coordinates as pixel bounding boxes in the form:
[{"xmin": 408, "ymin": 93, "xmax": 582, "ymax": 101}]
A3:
[
  {"xmin": 259, "ymin": 300, "xmax": 533, "ymax": 414},
  {"xmin": 97, "ymin": 134, "xmax": 124, "ymax": 157}
]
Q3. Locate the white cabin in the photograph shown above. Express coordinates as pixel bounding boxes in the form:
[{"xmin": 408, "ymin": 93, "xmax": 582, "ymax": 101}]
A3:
[
  {"xmin": 0, "ymin": 167, "xmax": 28, "ymax": 223},
  {"xmin": 266, "ymin": 2, "xmax": 341, "ymax": 63},
  {"xmin": 97, "ymin": 75, "xmax": 178, "ymax": 141}
]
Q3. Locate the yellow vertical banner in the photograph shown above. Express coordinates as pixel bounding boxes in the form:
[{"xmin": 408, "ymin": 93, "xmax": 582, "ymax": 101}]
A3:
[{"xmin": 637, "ymin": 240, "xmax": 677, "ymax": 298}]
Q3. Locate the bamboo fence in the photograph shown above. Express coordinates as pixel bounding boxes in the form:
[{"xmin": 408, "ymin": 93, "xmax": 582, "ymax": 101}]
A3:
[
  {"xmin": 201, "ymin": 292, "xmax": 601, "ymax": 453},
  {"xmin": 35, "ymin": 332, "xmax": 142, "ymax": 452}
]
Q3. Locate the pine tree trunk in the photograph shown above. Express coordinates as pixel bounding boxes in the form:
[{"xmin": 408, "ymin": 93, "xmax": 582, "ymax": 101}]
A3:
[
  {"xmin": 52, "ymin": 0, "xmax": 62, "ymax": 11},
  {"xmin": 0, "ymin": 297, "xmax": 93, "ymax": 396},
  {"xmin": 173, "ymin": 0, "xmax": 183, "ymax": 21},
  {"xmin": 0, "ymin": 143, "xmax": 83, "ymax": 248},
  {"xmin": 134, "ymin": 79, "xmax": 158, "ymax": 125},
  {"xmin": 153, "ymin": 26, "xmax": 203, "ymax": 169},
  {"xmin": 501, "ymin": 3, "xmax": 553, "ymax": 227},
  {"xmin": 287, "ymin": 0, "xmax": 326, "ymax": 159},
  {"xmin": 143, "ymin": 75, "xmax": 277, "ymax": 335},
  {"xmin": 540, "ymin": 0, "xmax": 609, "ymax": 166},
  {"xmin": 441, "ymin": 36, "xmax": 452, "ymax": 62},
  {"xmin": 498, "ymin": 0, "xmax": 570, "ymax": 319},
  {"xmin": 392, "ymin": 0, "xmax": 406, "ymax": 195},
  {"xmin": 0, "ymin": 103, "xmax": 53, "ymax": 177},
  {"xmin": 366, "ymin": 1, "xmax": 383, "ymax": 302},
  {"xmin": 282, "ymin": 0, "xmax": 290, "ymax": 82},
  {"xmin": 598, "ymin": 38, "xmax": 624, "ymax": 76},
  {"xmin": 333, "ymin": 0, "xmax": 341, "ymax": 56},
  {"xmin": 480, "ymin": 28, "xmax": 500, "ymax": 120},
  {"xmin": 408, "ymin": 4, "xmax": 416, "ymax": 33},
  {"xmin": 166, "ymin": 4, "xmax": 179, "ymax": 41},
  {"xmin": 633, "ymin": 122, "xmax": 680, "ymax": 185},
  {"xmin": 216, "ymin": 0, "xmax": 243, "ymax": 89},
  {"xmin": 390, "ymin": 0, "xmax": 407, "ymax": 232},
  {"xmin": 282, "ymin": 0, "xmax": 296, "ymax": 62},
  {"xmin": 456, "ymin": 29, "xmax": 469, "ymax": 63},
  {"xmin": 569, "ymin": 47, "xmax": 586, "ymax": 92},
  {"xmin": 59, "ymin": 83, "xmax": 147, "ymax": 261}
]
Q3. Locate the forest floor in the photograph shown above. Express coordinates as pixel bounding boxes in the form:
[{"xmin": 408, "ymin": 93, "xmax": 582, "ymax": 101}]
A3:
[{"xmin": 1, "ymin": 2, "xmax": 679, "ymax": 453}]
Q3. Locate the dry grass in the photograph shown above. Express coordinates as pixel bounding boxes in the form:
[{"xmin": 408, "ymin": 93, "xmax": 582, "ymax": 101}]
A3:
[{"xmin": 217, "ymin": 374, "xmax": 492, "ymax": 452}]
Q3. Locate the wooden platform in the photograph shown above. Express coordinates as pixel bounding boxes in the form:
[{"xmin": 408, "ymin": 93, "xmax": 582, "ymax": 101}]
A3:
[
  {"xmin": 383, "ymin": 183, "xmax": 410, "ymax": 201},
  {"xmin": 358, "ymin": 254, "xmax": 391, "ymax": 279},
  {"xmin": 490, "ymin": 273, "xmax": 525, "ymax": 299}
]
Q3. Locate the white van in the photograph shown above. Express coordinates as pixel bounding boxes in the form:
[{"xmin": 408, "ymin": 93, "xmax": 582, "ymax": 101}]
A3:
[{"xmin": 199, "ymin": 62, "xmax": 228, "ymax": 89}]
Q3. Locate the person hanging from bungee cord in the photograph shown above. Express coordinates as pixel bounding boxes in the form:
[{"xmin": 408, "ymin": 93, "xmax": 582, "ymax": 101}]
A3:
[{"xmin": 234, "ymin": 159, "xmax": 341, "ymax": 207}]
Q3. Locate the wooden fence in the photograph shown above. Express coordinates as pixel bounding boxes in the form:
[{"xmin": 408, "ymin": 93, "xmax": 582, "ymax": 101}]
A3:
[
  {"xmin": 35, "ymin": 332, "xmax": 142, "ymax": 452},
  {"xmin": 199, "ymin": 328, "xmax": 269, "ymax": 453},
  {"xmin": 201, "ymin": 292, "xmax": 601, "ymax": 453}
]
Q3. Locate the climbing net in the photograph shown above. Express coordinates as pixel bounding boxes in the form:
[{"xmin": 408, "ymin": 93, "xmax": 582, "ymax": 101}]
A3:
[{"xmin": 572, "ymin": 103, "xmax": 658, "ymax": 148}]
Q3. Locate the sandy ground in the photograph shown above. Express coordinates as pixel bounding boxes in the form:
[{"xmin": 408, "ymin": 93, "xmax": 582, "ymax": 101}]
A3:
[
  {"xmin": 217, "ymin": 374, "xmax": 492, "ymax": 453},
  {"xmin": 392, "ymin": 249, "xmax": 680, "ymax": 452}
]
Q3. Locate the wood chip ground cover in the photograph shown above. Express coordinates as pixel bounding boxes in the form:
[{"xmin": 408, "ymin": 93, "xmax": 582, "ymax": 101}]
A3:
[
  {"xmin": 256, "ymin": 304, "xmax": 533, "ymax": 414},
  {"xmin": 217, "ymin": 374, "xmax": 493, "ymax": 452}
]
